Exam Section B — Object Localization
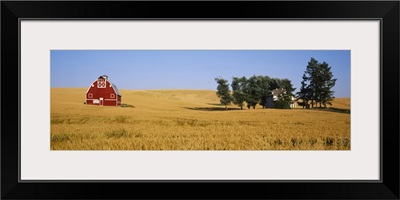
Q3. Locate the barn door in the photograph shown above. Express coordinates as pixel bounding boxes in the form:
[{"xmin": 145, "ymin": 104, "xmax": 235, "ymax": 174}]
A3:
[{"xmin": 100, "ymin": 98, "xmax": 104, "ymax": 106}]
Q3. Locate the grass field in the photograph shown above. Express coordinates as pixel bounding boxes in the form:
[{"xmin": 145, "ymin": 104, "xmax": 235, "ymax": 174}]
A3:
[{"xmin": 51, "ymin": 88, "xmax": 350, "ymax": 150}]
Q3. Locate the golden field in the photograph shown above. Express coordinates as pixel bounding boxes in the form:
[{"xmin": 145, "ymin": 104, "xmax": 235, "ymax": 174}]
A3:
[{"xmin": 51, "ymin": 88, "xmax": 350, "ymax": 150}]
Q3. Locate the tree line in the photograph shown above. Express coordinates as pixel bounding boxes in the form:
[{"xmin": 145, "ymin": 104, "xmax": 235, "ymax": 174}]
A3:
[
  {"xmin": 215, "ymin": 57, "xmax": 337, "ymax": 110},
  {"xmin": 215, "ymin": 75, "xmax": 296, "ymax": 110}
]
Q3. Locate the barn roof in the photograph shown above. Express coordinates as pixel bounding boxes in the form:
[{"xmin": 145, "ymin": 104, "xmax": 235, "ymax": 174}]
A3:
[
  {"xmin": 111, "ymin": 83, "xmax": 121, "ymax": 96},
  {"xmin": 85, "ymin": 77, "xmax": 122, "ymax": 97}
]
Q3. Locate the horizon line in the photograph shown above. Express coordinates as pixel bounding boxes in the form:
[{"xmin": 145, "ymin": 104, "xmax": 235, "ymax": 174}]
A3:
[{"xmin": 50, "ymin": 87, "xmax": 351, "ymax": 98}]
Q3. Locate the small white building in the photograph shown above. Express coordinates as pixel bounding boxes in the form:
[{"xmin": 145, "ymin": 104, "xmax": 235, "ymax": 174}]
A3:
[
  {"xmin": 265, "ymin": 88, "xmax": 297, "ymax": 108},
  {"xmin": 290, "ymin": 96, "xmax": 297, "ymax": 108}
]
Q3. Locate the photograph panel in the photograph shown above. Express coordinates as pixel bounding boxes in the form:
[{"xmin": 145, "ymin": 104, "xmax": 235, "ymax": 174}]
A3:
[{"xmin": 50, "ymin": 50, "xmax": 351, "ymax": 150}]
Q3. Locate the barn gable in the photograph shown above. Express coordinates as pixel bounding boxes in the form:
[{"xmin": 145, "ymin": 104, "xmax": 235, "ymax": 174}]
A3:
[{"xmin": 85, "ymin": 75, "xmax": 122, "ymax": 106}]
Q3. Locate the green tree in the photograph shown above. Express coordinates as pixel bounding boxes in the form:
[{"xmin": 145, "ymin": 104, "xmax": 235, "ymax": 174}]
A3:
[
  {"xmin": 231, "ymin": 76, "xmax": 247, "ymax": 110},
  {"xmin": 269, "ymin": 78, "xmax": 282, "ymax": 92},
  {"xmin": 243, "ymin": 75, "xmax": 262, "ymax": 109},
  {"xmin": 304, "ymin": 57, "xmax": 320, "ymax": 108},
  {"xmin": 281, "ymin": 78, "xmax": 296, "ymax": 97},
  {"xmin": 215, "ymin": 77, "xmax": 233, "ymax": 110},
  {"xmin": 298, "ymin": 58, "xmax": 337, "ymax": 108},
  {"xmin": 296, "ymin": 74, "xmax": 311, "ymax": 108},
  {"xmin": 275, "ymin": 78, "xmax": 296, "ymax": 109},
  {"xmin": 319, "ymin": 61, "xmax": 337, "ymax": 108},
  {"xmin": 258, "ymin": 75, "xmax": 271, "ymax": 108},
  {"xmin": 274, "ymin": 98, "xmax": 291, "ymax": 109}
]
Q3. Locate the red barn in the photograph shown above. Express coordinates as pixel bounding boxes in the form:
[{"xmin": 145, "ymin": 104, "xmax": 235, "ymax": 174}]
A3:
[{"xmin": 85, "ymin": 75, "xmax": 122, "ymax": 106}]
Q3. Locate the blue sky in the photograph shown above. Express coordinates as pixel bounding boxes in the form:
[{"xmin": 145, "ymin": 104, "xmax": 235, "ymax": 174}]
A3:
[{"xmin": 51, "ymin": 50, "xmax": 350, "ymax": 97}]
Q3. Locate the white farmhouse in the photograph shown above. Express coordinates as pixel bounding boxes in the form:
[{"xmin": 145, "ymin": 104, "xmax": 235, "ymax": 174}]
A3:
[{"xmin": 265, "ymin": 88, "xmax": 297, "ymax": 108}]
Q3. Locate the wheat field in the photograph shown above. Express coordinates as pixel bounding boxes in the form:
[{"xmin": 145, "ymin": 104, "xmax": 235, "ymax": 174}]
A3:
[{"xmin": 51, "ymin": 88, "xmax": 350, "ymax": 150}]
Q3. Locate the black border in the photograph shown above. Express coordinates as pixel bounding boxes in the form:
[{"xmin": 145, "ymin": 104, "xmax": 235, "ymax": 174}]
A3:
[{"xmin": 2, "ymin": 1, "xmax": 399, "ymax": 199}]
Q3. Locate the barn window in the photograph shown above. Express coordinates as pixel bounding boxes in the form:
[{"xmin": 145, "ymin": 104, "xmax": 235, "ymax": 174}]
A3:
[
  {"xmin": 97, "ymin": 79, "xmax": 106, "ymax": 88},
  {"xmin": 88, "ymin": 93, "xmax": 93, "ymax": 98},
  {"xmin": 110, "ymin": 94, "xmax": 115, "ymax": 98}
]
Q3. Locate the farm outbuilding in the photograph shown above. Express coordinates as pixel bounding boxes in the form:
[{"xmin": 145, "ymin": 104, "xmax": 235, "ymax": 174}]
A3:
[
  {"xmin": 265, "ymin": 88, "xmax": 297, "ymax": 108},
  {"xmin": 85, "ymin": 75, "xmax": 122, "ymax": 106}
]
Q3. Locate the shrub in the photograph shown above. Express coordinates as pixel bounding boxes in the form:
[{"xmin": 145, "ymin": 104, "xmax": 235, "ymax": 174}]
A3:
[
  {"xmin": 275, "ymin": 99, "xmax": 291, "ymax": 109},
  {"xmin": 120, "ymin": 103, "xmax": 135, "ymax": 108}
]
